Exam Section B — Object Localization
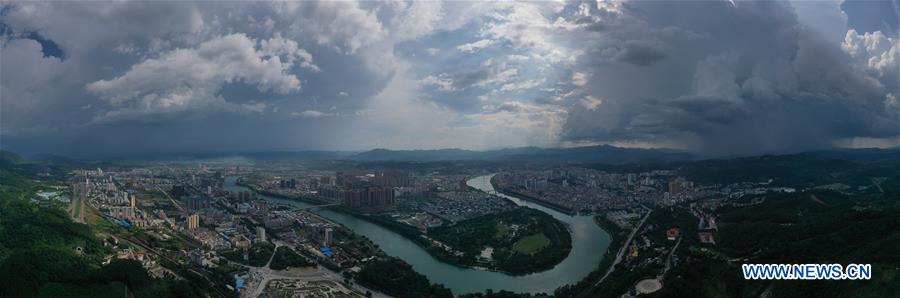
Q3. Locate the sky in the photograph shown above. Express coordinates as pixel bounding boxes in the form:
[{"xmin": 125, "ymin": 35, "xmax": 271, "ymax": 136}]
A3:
[{"xmin": 1, "ymin": 0, "xmax": 898, "ymax": 158}]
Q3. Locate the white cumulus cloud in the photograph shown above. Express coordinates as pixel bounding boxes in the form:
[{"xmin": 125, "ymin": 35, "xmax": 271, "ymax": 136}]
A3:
[
  {"xmin": 457, "ymin": 39, "xmax": 495, "ymax": 53},
  {"xmin": 87, "ymin": 33, "xmax": 313, "ymax": 122}
]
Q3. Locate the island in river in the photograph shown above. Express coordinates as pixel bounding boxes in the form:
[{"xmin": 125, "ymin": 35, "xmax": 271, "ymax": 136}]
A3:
[
  {"xmin": 238, "ymin": 177, "xmax": 573, "ymax": 275},
  {"xmin": 228, "ymin": 175, "xmax": 611, "ymax": 295},
  {"xmin": 425, "ymin": 207, "xmax": 572, "ymax": 275}
]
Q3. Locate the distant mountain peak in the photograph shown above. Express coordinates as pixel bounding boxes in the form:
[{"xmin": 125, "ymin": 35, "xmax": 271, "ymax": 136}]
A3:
[{"xmin": 350, "ymin": 145, "xmax": 692, "ymax": 164}]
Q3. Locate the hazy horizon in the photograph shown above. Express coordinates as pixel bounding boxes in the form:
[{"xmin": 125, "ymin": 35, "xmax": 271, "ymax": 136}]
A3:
[{"xmin": 4, "ymin": 142, "xmax": 899, "ymax": 162}]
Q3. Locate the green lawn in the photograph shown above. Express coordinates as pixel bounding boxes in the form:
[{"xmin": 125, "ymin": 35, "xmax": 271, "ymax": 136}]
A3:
[
  {"xmin": 494, "ymin": 223, "xmax": 510, "ymax": 239},
  {"xmin": 425, "ymin": 207, "xmax": 572, "ymax": 274},
  {"xmin": 512, "ymin": 233, "xmax": 550, "ymax": 255}
]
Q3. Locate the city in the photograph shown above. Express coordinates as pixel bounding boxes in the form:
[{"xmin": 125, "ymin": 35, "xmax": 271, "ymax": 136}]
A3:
[
  {"xmin": 1, "ymin": 1, "xmax": 898, "ymax": 297},
  {"xmin": 2, "ymin": 147, "xmax": 898, "ymax": 297}
]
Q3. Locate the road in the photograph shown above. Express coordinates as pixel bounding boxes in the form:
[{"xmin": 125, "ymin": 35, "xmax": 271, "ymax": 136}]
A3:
[
  {"xmin": 120, "ymin": 235, "xmax": 227, "ymax": 297},
  {"xmin": 68, "ymin": 192, "xmax": 86, "ymax": 223},
  {"xmin": 246, "ymin": 242, "xmax": 283, "ymax": 297},
  {"xmin": 595, "ymin": 207, "xmax": 652, "ymax": 287},
  {"xmin": 157, "ymin": 186, "xmax": 185, "ymax": 212},
  {"xmin": 241, "ymin": 241, "xmax": 390, "ymax": 298},
  {"xmin": 659, "ymin": 236, "xmax": 682, "ymax": 278},
  {"xmin": 870, "ymin": 177, "xmax": 885, "ymax": 193}
]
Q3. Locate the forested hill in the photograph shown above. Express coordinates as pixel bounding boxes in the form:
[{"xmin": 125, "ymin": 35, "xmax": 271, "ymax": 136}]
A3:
[
  {"xmin": 1, "ymin": 150, "xmax": 111, "ymax": 180},
  {"xmin": 351, "ymin": 145, "xmax": 693, "ymax": 164},
  {"xmin": 0, "ymin": 154, "xmax": 209, "ymax": 297},
  {"xmin": 652, "ymin": 190, "xmax": 900, "ymax": 297},
  {"xmin": 677, "ymin": 149, "xmax": 900, "ymax": 189}
]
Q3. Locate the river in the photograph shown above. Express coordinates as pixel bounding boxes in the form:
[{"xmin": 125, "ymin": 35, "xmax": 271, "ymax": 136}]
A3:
[{"xmin": 224, "ymin": 174, "xmax": 610, "ymax": 294}]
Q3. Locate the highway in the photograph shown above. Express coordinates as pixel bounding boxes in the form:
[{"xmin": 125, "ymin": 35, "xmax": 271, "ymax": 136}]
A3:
[{"xmin": 595, "ymin": 206, "xmax": 652, "ymax": 286}]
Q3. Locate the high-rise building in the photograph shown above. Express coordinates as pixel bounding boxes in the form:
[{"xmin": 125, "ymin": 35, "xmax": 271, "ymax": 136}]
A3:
[
  {"xmin": 256, "ymin": 226, "xmax": 266, "ymax": 243},
  {"xmin": 668, "ymin": 180, "xmax": 683, "ymax": 195},
  {"xmin": 187, "ymin": 213, "xmax": 200, "ymax": 230},
  {"xmin": 279, "ymin": 178, "xmax": 297, "ymax": 189},
  {"xmin": 108, "ymin": 206, "xmax": 134, "ymax": 220},
  {"xmin": 324, "ymin": 228, "xmax": 333, "ymax": 247},
  {"xmin": 129, "ymin": 193, "xmax": 136, "ymax": 219},
  {"xmin": 319, "ymin": 185, "xmax": 395, "ymax": 208},
  {"xmin": 171, "ymin": 185, "xmax": 188, "ymax": 199},
  {"xmin": 335, "ymin": 172, "xmax": 357, "ymax": 187},
  {"xmin": 184, "ymin": 195, "xmax": 210, "ymax": 211},
  {"xmin": 257, "ymin": 201, "xmax": 268, "ymax": 216},
  {"xmin": 371, "ymin": 171, "xmax": 411, "ymax": 188}
]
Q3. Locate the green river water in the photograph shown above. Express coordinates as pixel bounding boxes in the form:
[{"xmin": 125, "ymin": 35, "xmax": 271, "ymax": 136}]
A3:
[{"xmin": 224, "ymin": 174, "xmax": 610, "ymax": 294}]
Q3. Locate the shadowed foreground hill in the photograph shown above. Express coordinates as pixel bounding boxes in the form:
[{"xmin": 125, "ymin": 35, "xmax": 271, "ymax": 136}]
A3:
[
  {"xmin": 651, "ymin": 191, "xmax": 900, "ymax": 298},
  {"xmin": 0, "ymin": 153, "xmax": 208, "ymax": 297},
  {"xmin": 679, "ymin": 149, "xmax": 900, "ymax": 188}
]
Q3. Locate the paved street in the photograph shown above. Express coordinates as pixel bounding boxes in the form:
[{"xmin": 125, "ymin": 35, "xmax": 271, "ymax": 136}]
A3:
[{"xmin": 241, "ymin": 241, "xmax": 391, "ymax": 298}]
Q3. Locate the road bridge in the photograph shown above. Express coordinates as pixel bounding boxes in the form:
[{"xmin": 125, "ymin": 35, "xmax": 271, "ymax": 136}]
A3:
[{"xmin": 293, "ymin": 203, "xmax": 340, "ymax": 210}]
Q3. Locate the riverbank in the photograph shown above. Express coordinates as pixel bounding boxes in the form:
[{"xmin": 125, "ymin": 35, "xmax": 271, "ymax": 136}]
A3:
[
  {"xmin": 489, "ymin": 176, "xmax": 578, "ymax": 215},
  {"xmin": 322, "ymin": 211, "xmax": 517, "ymax": 274},
  {"xmin": 236, "ymin": 177, "xmax": 573, "ymax": 275},
  {"xmin": 227, "ymin": 175, "xmax": 612, "ymax": 294},
  {"xmin": 594, "ymin": 216, "xmax": 628, "ymax": 276},
  {"xmin": 235, "ymin": 180, "xmax": 330, "ymax": 205},
  {"xmin": 226, "ymin": 178, "xmax": 453, "ymax": 297},
  {"xmin": 552, "ymin": 215, "xmax": 628, "ymax": 297},
  {"xmin": 426, "ymin": 207, "xmax": 572, "ymax": 275},
  {"xmin": 233, "ymin": 179, "xmax": 486, "ymax": 272}
]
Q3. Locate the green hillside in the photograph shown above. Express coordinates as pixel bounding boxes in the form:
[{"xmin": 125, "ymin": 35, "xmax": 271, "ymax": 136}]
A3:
[
  {"xmin": 0, "ymin": 154, "xmax": 208, "ymax": 297},
  {"xmin": 650, "ymin": 191, "xmax": 900, "ymax": 298}
]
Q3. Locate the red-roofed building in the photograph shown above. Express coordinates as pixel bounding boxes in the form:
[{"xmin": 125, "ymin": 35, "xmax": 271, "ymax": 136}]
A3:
[
  {"xmin": 666, "ymin": 228, "xmax": 680, "ymax": 241},
  {"xmin": 698, "ymin": 232, "xmax": 716, "ymax": 245}
]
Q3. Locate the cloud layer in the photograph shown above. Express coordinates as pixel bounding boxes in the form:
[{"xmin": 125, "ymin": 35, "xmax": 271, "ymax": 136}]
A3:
[
  {"xmin": 86, "ymin": 33, "xmax": 316, "ymax": 122},
  {"xmin": 1, "ymin": 0, "xmax": 897, "ymax": 157}
]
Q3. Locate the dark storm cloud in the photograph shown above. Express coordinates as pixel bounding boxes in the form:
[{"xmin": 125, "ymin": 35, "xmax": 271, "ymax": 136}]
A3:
[
  {"xmin": 0, "ymin": 1, "xmax": 395, "ymax": 156},
  {"xmin": 613, "ymin": 41, "xmax": 667, "ymax": 66},
  {"xmin": 559, "ymin": 0, "xmax": 899, "ymax": 156},
  {"xmin": 1, "ymin": 0, "xmax": 896, "ymax": 157}
]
